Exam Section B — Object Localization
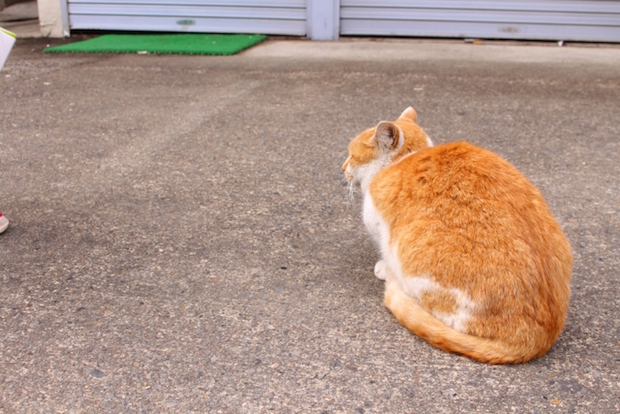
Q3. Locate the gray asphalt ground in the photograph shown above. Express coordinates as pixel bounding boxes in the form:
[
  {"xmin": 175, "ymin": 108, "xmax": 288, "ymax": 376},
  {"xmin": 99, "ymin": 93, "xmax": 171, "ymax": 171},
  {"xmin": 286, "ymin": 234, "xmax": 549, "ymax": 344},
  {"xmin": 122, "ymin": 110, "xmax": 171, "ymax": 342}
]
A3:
[{"xmin": 1, "ymin": 37, "xmax": 619, "ymax": 413}]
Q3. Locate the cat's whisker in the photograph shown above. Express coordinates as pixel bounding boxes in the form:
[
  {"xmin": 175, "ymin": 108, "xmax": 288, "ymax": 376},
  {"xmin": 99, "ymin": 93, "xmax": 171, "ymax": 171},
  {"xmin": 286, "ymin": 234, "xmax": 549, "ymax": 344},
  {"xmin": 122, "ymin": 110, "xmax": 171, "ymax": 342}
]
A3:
[
  {"xmin": 348, "ymin": 181, "xmax": 356, "ymax": 201},
  {"xmin": 341, "ymin": 176, "xmax": 356, "ymax": 201}
]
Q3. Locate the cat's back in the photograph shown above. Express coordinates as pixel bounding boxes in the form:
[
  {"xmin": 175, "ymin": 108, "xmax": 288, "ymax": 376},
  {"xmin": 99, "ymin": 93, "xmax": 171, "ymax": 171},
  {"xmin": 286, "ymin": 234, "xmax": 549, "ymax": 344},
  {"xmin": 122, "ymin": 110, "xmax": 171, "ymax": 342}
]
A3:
[
  {"xmin": 371, "ymin": 141, "xmax": 562, "ymax": 233},
  {"xmin": 373, "ymin": 141, "xmax": 530, "ymax": 203}
]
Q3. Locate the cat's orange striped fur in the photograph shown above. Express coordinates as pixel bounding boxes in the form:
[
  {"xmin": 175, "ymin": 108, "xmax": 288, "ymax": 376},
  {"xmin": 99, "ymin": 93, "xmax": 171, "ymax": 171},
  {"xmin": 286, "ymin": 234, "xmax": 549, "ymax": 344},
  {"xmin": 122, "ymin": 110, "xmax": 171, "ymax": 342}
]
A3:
[{"xmin": 343, "ymin": 107, "xmax": 572, "ymax": 364}]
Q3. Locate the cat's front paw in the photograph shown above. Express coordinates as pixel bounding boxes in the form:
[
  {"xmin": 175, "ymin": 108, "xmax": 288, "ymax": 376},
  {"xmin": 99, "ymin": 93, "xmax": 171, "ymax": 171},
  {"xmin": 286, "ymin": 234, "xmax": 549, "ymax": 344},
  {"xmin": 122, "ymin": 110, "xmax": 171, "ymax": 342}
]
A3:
[{"xmin": 374, "ymin": 260, "xmax": 388, "ymax": 280}]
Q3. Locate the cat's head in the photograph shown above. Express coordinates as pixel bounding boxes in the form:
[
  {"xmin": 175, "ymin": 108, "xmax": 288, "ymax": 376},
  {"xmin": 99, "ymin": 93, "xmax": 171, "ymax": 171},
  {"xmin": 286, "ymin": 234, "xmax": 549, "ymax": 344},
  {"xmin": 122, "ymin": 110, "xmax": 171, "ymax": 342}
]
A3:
[{"xmin": 342, "ymin": 107, "xmax": 432, "ymax": 190}]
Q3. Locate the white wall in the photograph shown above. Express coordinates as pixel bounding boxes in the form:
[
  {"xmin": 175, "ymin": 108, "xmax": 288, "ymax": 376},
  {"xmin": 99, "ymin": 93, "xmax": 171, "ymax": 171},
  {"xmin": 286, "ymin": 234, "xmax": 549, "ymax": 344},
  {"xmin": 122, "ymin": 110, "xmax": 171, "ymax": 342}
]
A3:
[{"xmin": 38, "ymin": 0, "xmax": 66, "ymax": 37}]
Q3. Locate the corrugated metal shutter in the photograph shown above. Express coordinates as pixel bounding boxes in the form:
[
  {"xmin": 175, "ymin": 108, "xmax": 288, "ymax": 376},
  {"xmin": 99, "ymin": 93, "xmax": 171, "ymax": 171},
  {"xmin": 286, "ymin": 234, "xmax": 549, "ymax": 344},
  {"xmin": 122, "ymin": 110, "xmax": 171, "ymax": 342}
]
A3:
[
  {"xmin": 340, "ymin": 1, "xmax": 620, "ymax": 42},
  {"xmin": 67, "ymin": 0, "xmax": 307, "ymax": 36}
]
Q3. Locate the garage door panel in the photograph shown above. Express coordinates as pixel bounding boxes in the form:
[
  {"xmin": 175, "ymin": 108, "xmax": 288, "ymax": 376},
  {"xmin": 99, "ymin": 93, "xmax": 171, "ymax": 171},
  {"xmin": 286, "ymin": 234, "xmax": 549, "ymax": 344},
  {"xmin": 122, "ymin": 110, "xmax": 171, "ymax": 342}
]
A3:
[
  {"xmin": 73, "ymin": 0, "xmax": 306, "ymax": 6},
  {"xmin": 341, "ymin": 1, "xmax": 620, "ymax": 42},
  {"xmin": 69, "ymin": 5, "xmax": 306, "ymax": 21},
  {"xmin": 341, "ymin": 19, "xmax": 620, "ymax": 42},
  {"xmin": 342, "ymin": 0, "xmax": 620, "ymax": 14},
  {"xmin": 341, "ymin": 8, "xmax": 620, "ymax": 27},
  {"xmin": 67, "ymin": 0, "xmax": 306, "ymax": 35},
  {"xmin": 69, "ymin": 14, "xmax": 306, "ymax": 35}
]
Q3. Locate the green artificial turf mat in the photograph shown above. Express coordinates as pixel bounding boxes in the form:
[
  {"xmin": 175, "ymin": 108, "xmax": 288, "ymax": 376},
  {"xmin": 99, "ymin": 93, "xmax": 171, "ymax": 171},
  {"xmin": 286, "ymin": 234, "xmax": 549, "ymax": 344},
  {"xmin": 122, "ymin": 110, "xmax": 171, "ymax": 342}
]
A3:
[{"xmin": 45, "ymin": 34, "xmax": 267, "ymax": 55}]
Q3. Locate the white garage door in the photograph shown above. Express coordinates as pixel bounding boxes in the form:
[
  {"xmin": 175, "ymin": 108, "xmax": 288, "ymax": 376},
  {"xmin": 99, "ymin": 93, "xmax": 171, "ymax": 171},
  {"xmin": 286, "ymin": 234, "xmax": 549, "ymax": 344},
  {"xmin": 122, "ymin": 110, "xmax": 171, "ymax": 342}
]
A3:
[
  {"xmin": 340, "ymin": 0, "xmax": 620, "ymax": 42},
  {"xmin": 66, "ymin": 0, "xmax": 307, "ymax": 36}
]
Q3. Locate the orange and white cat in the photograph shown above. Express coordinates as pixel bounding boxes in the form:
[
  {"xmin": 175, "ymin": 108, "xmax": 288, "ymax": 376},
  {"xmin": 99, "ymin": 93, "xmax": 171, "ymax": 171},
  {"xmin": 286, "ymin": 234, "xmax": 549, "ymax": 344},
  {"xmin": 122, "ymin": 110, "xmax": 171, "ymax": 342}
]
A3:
[{"xmin": 343, "ymin": 107, "xmax": 572, "ymax": 364}]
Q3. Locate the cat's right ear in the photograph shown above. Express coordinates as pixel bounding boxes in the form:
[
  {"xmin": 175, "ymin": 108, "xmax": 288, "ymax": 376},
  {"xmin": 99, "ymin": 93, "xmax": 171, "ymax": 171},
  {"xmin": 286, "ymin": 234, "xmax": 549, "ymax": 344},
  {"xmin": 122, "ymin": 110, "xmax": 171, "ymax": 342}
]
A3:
[
  {"xmin": 374, "ymin": 122, "xmax": 401, "ymax": 151},
  {"xmin": 398, "ymin": 107, "xmax": 417, "ymax": 122}
]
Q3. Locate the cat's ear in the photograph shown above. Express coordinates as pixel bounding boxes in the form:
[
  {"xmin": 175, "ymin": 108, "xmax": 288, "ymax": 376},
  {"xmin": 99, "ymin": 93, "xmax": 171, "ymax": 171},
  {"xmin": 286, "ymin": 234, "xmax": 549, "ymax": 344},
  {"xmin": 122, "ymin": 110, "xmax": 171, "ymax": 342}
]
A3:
[
  {"xmin": 398, "ymin": 106, "xmax": 417, "ymax": 122},
  {"xmin": 374, "ymin": 121, "xmax": 401, "ymax": 151}
]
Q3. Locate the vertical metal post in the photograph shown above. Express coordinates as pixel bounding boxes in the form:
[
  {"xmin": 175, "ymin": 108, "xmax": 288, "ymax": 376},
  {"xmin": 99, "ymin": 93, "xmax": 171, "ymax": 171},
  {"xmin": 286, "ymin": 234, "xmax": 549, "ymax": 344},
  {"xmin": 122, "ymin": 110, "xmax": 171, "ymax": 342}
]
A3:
[
  {"xmin": 307, "ymin": 0, "xmax": 339, "ymax": 41},
  {"xmin": 59, "ymin": 0, "xmax": 70, "ymax": 36}
]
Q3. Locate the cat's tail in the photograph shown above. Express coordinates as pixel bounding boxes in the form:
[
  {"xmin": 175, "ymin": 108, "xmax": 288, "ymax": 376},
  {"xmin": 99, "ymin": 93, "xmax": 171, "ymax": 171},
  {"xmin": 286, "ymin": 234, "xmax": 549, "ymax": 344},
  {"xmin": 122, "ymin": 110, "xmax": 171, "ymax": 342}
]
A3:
[{"xmin": 384, "ymin": 280, "xmax": 541, "ymax": 364}]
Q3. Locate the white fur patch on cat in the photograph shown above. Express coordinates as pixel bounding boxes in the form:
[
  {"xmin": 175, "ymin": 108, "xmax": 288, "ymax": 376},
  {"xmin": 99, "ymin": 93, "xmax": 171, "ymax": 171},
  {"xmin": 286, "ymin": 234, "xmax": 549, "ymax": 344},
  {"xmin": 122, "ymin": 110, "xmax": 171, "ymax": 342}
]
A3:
[
  {"xmin": 374, "ymin": 260, "xmax": 388, "ymax": 280},
  {"xmin": 363, "ymin": 193, "xmax": 398, "ymax": 276},
  {"xmin": 401, "ymin": 276, "xmax": 475, "ymax": 333}
]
